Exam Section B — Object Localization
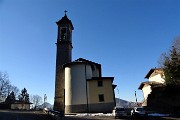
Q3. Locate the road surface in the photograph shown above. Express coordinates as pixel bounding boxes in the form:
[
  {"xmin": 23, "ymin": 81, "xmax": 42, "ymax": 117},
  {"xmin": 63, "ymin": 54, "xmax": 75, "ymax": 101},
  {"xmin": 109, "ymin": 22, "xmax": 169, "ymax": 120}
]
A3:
[{"xmin": 0, "ymin": 110, "xmax": 179, "ymax": 120}]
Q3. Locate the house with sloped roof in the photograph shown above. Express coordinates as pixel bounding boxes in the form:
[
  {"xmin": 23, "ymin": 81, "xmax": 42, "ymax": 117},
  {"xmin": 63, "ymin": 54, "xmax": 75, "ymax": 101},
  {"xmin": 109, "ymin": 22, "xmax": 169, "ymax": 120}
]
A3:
[{"xmin": 138, "ymin": 68, "xmax": 165, "ymax": 106}]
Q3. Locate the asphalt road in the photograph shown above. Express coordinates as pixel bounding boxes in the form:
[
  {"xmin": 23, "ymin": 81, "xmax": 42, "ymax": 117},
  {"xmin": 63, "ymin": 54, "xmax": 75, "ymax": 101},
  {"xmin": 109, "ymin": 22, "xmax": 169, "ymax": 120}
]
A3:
[
  {"xmin": 0, "ymin": 110, "xmax": 116, "ymax": 120},
  {"xmin": 0, "ymin": 110, "xmax": 55, "ymax": 120},
  {"xmin": 0, "ymin": 110, "xmax": 180, "ymax": 120},
  {"xmin": 0, "ymin": 110, "xmax": 127, "ymax": 120}
]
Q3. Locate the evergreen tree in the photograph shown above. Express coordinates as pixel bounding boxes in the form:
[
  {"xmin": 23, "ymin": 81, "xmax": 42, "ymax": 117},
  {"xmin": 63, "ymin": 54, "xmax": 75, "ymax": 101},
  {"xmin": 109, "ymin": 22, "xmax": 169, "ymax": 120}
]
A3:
[
  {"xmin": 18, "ymin": 88, "xmax": 30, "ymax": 102},
  {"xmin": 162, "ymin": 38, "xmax": 180, "ymax": 85},
  {"xmin": 5, "ymin": 91, "xmax": 15, "ymax": 103}
]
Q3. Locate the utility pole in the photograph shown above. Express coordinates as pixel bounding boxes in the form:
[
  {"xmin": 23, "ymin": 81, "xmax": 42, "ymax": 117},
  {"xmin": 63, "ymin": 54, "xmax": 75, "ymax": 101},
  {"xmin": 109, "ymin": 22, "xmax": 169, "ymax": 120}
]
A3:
[
  {"xmin": 117, "ymin": 88, "xmax": 120, "ymax": 107},
  {"xmin": 135, "ymin": 91, "xmax": 138, "ymax": 106}
]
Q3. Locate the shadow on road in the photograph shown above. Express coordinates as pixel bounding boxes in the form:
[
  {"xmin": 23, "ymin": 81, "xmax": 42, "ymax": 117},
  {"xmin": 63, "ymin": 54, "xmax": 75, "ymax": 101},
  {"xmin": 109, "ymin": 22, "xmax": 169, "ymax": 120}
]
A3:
[{"xmin": 1, "ymin": 110, "xmax": 180, "ymax": 120}]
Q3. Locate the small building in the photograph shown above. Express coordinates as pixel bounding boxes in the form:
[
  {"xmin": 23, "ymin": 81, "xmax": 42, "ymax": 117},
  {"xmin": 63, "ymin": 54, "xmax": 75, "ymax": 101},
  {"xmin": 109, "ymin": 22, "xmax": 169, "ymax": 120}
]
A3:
[
  {"xmin": 64, "ymin": 58, "xmax": 116, "ymax": 113},
  {"xmin": 138, "ymin": 68, "xmax": 165, "ymax": 106},
  {"xmin": 0, "ymin": 101, "xmax": 32, "ymax": 110},
  {"xmin": 11, "ymin": 101, "xmax": 32, "ymax": 110}
]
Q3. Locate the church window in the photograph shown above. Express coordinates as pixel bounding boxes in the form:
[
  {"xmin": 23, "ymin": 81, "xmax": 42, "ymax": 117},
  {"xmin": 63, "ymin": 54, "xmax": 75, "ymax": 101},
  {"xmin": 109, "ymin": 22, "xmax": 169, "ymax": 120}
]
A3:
[
  {"xmin": 61, "ymin": 28, "xmax": 67, "ymax": 40},
  {"xmin": 97, "ymin": 80, "xmax": 103, "ymax": 87},
  {"xmin": 99, "ymin": 94, "xmax": 104, "ymax": 102}
]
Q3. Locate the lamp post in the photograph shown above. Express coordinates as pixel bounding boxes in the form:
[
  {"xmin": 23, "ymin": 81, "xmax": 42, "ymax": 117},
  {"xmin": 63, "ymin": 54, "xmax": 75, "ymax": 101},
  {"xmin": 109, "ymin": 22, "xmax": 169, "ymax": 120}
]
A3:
[
  {"xmin": 117, "ymin": 88, "xmax": 120, "ymax": 99},
  {"xmin": 117, "ymin": 88, "xmax": 120, "ymax": 107},
  {"xmin": 44, "ymin": 94, "xmax": 47, "ymax": 108}
]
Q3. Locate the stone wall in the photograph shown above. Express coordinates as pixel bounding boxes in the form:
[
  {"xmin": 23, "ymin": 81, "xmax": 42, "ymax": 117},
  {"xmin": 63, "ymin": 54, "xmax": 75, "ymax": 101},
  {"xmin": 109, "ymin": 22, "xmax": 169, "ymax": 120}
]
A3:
[
  {"xmin": 147, "ymin": 85, "xmax": 180, "ymax": 114},
  {"xmin": 65, "ymin": 102, "xmax": 115, "ymax": 114}
]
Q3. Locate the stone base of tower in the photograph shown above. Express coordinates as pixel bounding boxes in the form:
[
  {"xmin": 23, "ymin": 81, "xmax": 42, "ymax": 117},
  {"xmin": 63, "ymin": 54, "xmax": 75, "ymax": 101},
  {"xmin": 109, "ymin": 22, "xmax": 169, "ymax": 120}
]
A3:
[
  {"xmin": 65, "ymin": 102, "xmax": 115, "ymax": 114},
  {"xmin": 65, "ymin": 104, "xmax": 87, "ymax": 114},
  {"xmin": 54, "ymin": 97, "xmax": 64, "ymax": 113}
]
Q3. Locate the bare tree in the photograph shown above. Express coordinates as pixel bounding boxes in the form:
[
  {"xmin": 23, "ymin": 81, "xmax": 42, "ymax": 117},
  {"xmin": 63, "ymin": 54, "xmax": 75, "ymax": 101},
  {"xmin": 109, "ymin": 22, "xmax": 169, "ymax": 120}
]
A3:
[
  {"xmin": 30, "ymin": 94, "xmax": 42, "ymax": 109},
  {"xmin": 172, "ymin": 37, "xmax": 180, "ymax": 56},
  {"xmin": 158, "ymin": 52, "xmax": 167, "ymax": 68},
  {"xmin": 0, "ymin": 71, "xmax": 20, "ymax": 102},
  {"xmin": 0, "ymin": 71, "xmax": 11, "ymax": 102}
]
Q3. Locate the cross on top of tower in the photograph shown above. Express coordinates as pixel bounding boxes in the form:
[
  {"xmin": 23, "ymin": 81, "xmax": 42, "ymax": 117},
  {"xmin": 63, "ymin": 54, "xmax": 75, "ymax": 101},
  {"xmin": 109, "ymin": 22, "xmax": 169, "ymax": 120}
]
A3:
[{"xmin": 64, "ymin": 10, "xmax": 67, "ymax": 15}]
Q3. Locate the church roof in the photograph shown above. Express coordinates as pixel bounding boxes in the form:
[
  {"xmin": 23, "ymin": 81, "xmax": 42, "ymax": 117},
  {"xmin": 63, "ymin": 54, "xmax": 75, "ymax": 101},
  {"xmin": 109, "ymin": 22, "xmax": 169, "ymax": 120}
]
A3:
[
  {"xmin": 74, "ymin": 58, "xmax": 100, "ymax": 65},
  {"xmin": 63, "ymin": 58, "xmax": 101, "ymax": 67},
  {"xmin": 56, "ymin": 14, "xmax": 74, "ymax": 30}
]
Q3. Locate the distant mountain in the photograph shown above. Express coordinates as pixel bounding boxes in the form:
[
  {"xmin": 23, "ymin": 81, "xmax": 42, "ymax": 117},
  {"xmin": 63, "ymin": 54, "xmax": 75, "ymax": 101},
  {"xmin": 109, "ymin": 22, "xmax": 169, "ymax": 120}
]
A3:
[
  {"xmin": 115, "ymin": 98, "xmax": 138, "ymax": 108},
  {"xmin": 38, "ymin": 102, "xmax": 53, "ymax": 109}
]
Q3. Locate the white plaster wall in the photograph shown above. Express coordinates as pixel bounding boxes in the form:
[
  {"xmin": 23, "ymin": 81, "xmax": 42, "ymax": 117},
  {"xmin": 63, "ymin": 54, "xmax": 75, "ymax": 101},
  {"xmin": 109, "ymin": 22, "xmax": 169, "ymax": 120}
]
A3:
[
  {"xmin": 142, "ymin": 84, "xmax": 151, "ymax": 100},
  {"xmin": 149, "ymin": 74, "xmax": 165, "ymax": 83},
  {"xmin": 65, "ymin": 67, "xmax": 72, "ymax": 106},
  {"xmin": 11, "ymin": 104, "xmax": 30, "ymax": 110},
  {"xmin": 65, "ymin": 63, "xmax": 93, "ymax": 106},
  {"xmin": 142, "ymin": 84, "xmax": 152, "ymax": 106}
]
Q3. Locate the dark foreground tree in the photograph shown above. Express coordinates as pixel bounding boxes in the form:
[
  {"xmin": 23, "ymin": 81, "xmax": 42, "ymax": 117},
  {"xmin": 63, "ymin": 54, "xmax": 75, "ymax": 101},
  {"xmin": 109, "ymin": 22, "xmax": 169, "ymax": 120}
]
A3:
[{"xmin": 159, "ymin": 37, "xmax": 180, "ymax": 85}]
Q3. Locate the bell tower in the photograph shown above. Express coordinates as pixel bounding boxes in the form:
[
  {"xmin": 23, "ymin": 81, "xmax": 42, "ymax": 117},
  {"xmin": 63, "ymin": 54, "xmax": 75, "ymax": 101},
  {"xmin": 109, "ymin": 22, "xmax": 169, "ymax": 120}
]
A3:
[{"xmin": 54, "ymin": 11, "xmax": 74, "ymax": 112}]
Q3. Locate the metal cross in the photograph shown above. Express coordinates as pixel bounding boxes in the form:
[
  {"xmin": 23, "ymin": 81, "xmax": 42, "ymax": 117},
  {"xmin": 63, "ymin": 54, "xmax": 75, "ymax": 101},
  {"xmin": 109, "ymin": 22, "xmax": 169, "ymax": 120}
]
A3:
[{"xmin": 64, "ymin": 10, "xmax": 67, "ymax": 15}]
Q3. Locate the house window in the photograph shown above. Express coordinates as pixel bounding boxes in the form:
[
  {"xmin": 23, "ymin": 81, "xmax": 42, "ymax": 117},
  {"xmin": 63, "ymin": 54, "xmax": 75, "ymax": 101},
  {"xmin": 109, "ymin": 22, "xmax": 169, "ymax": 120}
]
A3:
[
  {"xmin": 99, "ymin": 94, "xmax": 104, "ymax": 102},
  {"xmin": 97, "ymin": 80, "xmax": 103, "ymax": 87}
]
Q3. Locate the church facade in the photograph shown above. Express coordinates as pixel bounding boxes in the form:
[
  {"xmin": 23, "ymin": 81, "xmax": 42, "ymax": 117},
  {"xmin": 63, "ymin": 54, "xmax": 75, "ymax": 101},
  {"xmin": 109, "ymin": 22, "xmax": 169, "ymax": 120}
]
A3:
[{"xmin": 54, "ymin": 12, "xmax": 116, "ymax": 114}]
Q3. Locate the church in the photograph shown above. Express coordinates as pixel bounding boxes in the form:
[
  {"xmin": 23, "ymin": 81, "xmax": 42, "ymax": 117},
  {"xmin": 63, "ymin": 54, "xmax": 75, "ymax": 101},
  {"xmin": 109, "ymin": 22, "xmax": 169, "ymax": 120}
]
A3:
[{"xmin": 53, "ymin": 12, "xmax": 116, "ymax": 114}]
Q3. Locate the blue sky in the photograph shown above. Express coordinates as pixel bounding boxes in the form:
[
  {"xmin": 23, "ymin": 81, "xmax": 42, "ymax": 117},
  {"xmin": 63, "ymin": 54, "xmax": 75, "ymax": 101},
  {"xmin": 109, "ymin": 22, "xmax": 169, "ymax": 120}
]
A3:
[{"xmin": 0, "ymin": 0, "xmax": 180, "ymax": 104}]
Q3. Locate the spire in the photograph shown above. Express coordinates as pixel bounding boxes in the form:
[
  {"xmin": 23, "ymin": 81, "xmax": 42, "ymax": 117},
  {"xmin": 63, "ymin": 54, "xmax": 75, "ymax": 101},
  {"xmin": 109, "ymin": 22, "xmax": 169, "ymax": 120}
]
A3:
[{"xmin": 56, "ymin": 10, "xmax": 74, "ymax": 30}]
